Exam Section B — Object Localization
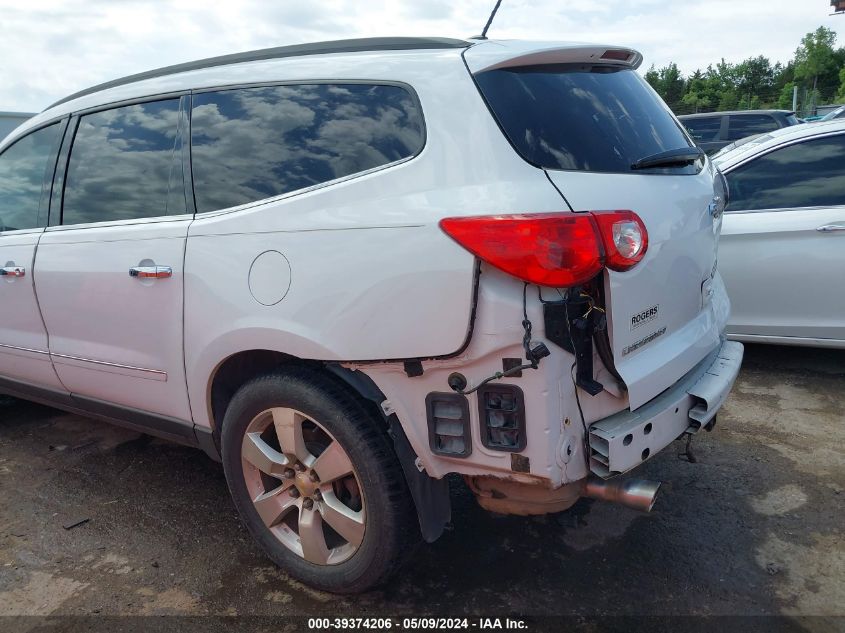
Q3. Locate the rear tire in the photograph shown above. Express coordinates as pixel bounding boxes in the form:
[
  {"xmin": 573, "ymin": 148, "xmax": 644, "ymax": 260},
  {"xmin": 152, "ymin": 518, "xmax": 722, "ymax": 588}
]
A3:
[{"xmin": 221, "ymin": 366, "xmax": 419, "ymax": 593}]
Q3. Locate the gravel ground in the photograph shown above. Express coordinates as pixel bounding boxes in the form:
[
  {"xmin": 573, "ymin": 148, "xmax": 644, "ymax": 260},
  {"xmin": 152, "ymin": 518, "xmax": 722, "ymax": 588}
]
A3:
[{"xmin": 0, "ymin": 344, "xmax": 842, "ymax": 632}]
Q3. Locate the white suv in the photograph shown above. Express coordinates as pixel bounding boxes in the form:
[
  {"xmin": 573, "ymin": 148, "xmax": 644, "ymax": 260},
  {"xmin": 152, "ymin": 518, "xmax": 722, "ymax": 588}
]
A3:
[{"xmin": 0, "ymin": 37, "xmax": 743, "ymax": 593}]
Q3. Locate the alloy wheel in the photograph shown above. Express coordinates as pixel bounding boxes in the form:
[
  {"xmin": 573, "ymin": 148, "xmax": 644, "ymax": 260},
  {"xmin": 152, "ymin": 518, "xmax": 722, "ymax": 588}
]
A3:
[{"xmin": 241, "ymin": 408, "xmax": 366, "ymax": 565}]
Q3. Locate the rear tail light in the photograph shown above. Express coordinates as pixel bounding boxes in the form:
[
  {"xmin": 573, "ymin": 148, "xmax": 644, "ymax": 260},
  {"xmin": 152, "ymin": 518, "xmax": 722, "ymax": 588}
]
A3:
[
  {"xmin": 439, "ymin": 211, "xmax": 647, "ymax": 287},
  {"xmin": 592, "ymin": 211, "xmax": 648, "ymax": 271},
  {"xmin": 439, "ymin": 213, "xmax": 603, "ymax": 287}
]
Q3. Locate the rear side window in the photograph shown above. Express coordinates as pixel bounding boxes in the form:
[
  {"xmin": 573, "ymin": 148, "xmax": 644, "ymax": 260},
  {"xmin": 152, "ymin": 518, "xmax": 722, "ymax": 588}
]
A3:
[
  {"xmin": 727, "ymin": 115, "xmax": 779, "ymax": 141},
  {"xmin": 473, "ymin": 64, "xmax": 694, "ymax": 173},
  {"xmin": 726, "ymin": 134, "xmax": 845, "ymax": 211},
  {"xmin": 0, "ymin": 122, "xmax": 61, "ymax": 231},
  {"xmin": 683, "ymin": 116, "xmax": 723, "ymax": 142},
  {"xmin": 62, "ymin": 99, "xmax": 186, "ymax": 225},
  {"xmin": 190, "ymin": 83, "xmax": 425, "ymax": 213}
]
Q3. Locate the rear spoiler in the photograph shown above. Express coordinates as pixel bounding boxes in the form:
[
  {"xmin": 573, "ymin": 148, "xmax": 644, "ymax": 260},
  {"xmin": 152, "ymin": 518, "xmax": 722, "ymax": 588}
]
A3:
[{"xmin": 464, "ymin": 40, "xmax": 643, "ymax": 74}]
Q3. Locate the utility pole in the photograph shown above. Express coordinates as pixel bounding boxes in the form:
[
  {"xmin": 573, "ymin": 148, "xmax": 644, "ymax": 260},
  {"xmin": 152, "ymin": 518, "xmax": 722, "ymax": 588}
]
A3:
[{"xmin": 793, "ymin": 85, "xmax": 798, "ymax": 112}]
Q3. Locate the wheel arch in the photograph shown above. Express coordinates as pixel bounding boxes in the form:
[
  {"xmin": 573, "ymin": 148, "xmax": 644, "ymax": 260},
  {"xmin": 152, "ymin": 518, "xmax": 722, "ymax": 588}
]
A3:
[{"xmin": 203, "ymin": 347, "xmax": 450, "ymax": 543}]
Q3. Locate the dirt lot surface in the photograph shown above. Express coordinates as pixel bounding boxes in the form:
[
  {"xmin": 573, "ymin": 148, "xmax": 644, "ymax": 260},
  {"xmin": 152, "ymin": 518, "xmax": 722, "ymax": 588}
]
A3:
[{"xmin": 0, "ymin": 344, "xmax": 842, "ymax": 632}]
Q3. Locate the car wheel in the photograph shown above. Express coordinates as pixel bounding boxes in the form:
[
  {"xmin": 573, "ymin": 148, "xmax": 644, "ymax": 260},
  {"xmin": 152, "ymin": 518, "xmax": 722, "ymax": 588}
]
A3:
[{"xmin": 221, "ymin": 366, "xmax": 419, "ymax": 593}]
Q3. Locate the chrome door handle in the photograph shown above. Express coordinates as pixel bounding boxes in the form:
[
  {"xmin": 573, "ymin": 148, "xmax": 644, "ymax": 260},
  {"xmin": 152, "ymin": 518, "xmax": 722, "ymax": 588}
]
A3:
[
  {"xmin": 816, "ymin": 223, "xmax": 845, "ymax": 232},
  {"xmin": 129, "ymin": 266, "xmax": 172, "ymax": 279},
  {"xmin": 0, "ymin": 266, "xmax": 25, "ymax": 277}
]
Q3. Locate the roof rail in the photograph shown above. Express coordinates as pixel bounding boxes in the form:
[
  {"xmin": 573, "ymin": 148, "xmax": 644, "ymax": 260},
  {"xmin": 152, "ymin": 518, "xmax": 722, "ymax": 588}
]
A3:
[{"xmin": 48, "ymin": 37, "xmax": 471, "ymax": 110}]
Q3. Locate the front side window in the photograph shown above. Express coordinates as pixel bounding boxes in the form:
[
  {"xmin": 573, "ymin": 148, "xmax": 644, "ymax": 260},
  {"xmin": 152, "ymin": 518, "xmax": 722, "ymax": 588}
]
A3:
[
  {"xmin": 0, "ymin": 123, "xmax": 61, "ymax": 231},
  {"xmin": 727, "ymin": 115, "xmax": 779, "ymax": 141},
  {"xmin": 726, "ymin": 134, "xmax": 845, "ymax": 211},
  {"xmin": 190, "ymin": 83, "xmax": 425, "ymax": 213},
  {"xmin": 62, "ymin": 99, "xmax": 186, "ymax": 225}
]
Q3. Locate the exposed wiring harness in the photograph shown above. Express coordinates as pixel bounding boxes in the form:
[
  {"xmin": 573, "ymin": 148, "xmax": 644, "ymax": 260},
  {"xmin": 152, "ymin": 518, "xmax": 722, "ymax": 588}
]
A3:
[
  {"xmin": 565, "ymin": 298, "xmax": 593, "ymax": 472},
  {"xmin": 450, "ymin": 283, "xmax": 549, "ymax": 395},
  {"xmin": 448, "ymin": 282, "xmax": 597, "ymax": 472},
  {"xmin": 538, "ymin": 285, "xmax": 594, "ymax": 470}
]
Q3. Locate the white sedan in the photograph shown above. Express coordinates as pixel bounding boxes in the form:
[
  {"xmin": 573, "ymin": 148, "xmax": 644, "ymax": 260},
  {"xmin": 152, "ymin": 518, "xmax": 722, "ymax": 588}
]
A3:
[{"xmin": 714, "ymin": 119, "xmax": 845, "ymax": 349}]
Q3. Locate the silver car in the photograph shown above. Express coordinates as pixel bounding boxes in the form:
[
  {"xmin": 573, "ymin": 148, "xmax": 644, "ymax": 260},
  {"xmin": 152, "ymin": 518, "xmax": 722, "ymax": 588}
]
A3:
[{"xmin": 716, "ymin": 119, "xmax": 845, "ymax": 348}]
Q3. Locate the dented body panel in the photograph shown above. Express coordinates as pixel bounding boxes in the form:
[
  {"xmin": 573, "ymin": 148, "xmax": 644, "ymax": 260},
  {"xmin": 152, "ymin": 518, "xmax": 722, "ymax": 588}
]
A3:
[{"xmin": 0, "ymin": 37, "xmax": 744, "ymax": 529}]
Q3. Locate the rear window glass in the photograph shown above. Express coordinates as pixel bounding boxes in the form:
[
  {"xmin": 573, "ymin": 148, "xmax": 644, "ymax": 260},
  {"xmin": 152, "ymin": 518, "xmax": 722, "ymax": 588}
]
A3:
[
  {"xmin": 474, "ymin": 64, "xmax": 694, "ymax": 174},
  {"xmin": 191, "ymin": 83, "xmax": 425, "ymax": 213},
  {"xmin": 682, "ymin": 116, "xmax": 723, "ymax": 142}
]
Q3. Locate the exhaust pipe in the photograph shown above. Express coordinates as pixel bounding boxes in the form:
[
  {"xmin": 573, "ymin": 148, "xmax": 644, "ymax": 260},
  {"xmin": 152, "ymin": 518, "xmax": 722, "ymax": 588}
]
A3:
[{"xmin": 584, "ymin": 477, "xmax": 661, "ymax": 512}]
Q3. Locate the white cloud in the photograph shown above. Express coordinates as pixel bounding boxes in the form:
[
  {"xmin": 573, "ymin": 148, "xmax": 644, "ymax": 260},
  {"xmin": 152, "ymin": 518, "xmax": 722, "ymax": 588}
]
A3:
[{"xmin": 0, "ymin": 0, "xmax": 843, "ymax": 112}]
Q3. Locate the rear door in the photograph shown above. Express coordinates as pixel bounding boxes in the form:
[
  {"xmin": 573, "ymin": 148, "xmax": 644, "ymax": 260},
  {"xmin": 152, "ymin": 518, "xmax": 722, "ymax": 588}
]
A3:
[
  {"xmin": 0, "ymin": 121, "xmax": 66, "ymax": 389},
  {"xmin": 468, "ymin": 53, "xmax": 722, "ymax": 409},
  {"xmin": 34, "ymin": 96, "xmax": 195, "ymax": 431},
  {"xmin": 720, "ymin": 132, "xmax": 845, "ymax": 342}
]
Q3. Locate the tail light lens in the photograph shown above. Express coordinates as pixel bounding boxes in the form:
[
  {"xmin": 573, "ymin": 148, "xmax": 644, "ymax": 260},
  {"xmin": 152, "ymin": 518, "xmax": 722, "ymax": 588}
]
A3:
[
  {"xmin": 439, "ymin": 213, "xmax": 603, "ymax": 287},
  {"xmin": 592, "ymin": 211, "xmax": 648, "ymax": 271},
  {"xmin": 439, "ymin": 211, "xmax": 648, "ymax": 287}
]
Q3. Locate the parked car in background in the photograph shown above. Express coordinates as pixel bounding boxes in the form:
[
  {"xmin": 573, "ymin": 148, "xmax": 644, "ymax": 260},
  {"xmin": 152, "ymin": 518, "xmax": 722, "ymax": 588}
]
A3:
[
  {"xmin": 819, "ymin": 105, "xmax": 845, "ymax": 121},
  {"xmin": 0, "ymin": 37, "xmax": 742, "ymax": 593},
  {"xmin": 0, "ymin": 112, "xmax": 35, "ymax": 141},
  {"xmin": 679, "ymin": 110, "xmax": 801, "ymax": 154},
  {"xmin": 715, "ymin": 119, "xmax": 845, "ymax": 348},
  {"xmin": 803, "ymin": 103, "xmax": 845, "ymax": 121}
]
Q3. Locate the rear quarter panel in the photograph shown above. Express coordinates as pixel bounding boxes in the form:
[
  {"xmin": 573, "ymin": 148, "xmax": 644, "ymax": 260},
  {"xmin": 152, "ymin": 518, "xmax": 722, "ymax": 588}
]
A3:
[{"xmin": 182, "ymin": 50, "xmax": 565, "ymax": 429}]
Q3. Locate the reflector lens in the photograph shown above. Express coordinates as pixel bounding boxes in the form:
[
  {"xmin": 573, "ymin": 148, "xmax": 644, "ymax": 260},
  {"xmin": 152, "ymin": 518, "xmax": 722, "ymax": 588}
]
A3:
[
  {"xmin": 439, "ymin": 213, "xmax": 604, "ymax": 288},
  {"xmin": 592, "ymin": 211, "xmax": 648, "ymax": 271}
]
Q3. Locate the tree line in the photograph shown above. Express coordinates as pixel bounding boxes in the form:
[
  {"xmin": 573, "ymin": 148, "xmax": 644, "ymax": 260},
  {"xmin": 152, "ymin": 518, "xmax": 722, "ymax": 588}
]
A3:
[{"xmin": 644, "ymin": 26, "xmax": 845, "ymax": 115}]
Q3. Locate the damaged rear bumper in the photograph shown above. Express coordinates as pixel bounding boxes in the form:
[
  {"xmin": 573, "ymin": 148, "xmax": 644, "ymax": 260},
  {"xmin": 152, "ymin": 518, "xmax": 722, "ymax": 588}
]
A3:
[{"xmin": 588, "ymin": 339, "xmax": 744, "ymax": 477}]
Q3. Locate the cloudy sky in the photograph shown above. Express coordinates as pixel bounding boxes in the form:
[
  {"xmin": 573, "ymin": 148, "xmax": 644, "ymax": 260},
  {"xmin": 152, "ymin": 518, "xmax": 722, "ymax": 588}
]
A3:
[{"xmin": 1, "ymin": 0, "xmax": 843, "ymax": 112}]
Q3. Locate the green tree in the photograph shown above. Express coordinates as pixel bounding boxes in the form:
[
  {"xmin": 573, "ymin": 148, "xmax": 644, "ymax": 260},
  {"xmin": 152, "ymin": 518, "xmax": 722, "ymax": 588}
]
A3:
[
  {"xmin": 777, "ymin": 82, "xmax": 797, "ymax": 110},
  {"xmin": 644, "ymin": 65, "xmax": 660, "ymax": 91},
  {"xmin": 734, "ymin": 55, "xmax": 776, "ymax": 98},
  {"xmin": 640, "ymin": 25, "xmax": 845, "ymax": 115},
  {"xmin": 837, "ymin": 67, "xmax": 845, "ymax": 102},
  {"xmin": 680, "ymin": 70, "xmax": 711, "ymax": 113},
  {"xmin": 794, "ymin": 26, "xmax": 838, "ymax": 108},
  {"xmin": 644, "ymin": 63, "xmax": 685, "ymax": 106},
  {"xmin": 681, "ymin": 91, "xmax": 710, "ymax": 113},
  {"xmin": 732, "ymin": 55, "xmax": 775, "ymax": 110}
]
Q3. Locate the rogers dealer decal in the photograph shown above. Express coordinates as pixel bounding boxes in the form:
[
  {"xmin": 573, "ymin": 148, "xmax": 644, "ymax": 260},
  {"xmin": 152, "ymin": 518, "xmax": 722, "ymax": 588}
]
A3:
[{"xmin": 630, "ymin": 304, "xmax": 659, "ymax": 331}]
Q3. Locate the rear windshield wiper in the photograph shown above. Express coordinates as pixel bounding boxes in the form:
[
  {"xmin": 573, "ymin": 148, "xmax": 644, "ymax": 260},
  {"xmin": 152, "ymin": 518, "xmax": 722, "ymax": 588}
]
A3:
[{"xmin": 631, "ymin": 147, "xmax": 704, "ymax": 170}]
